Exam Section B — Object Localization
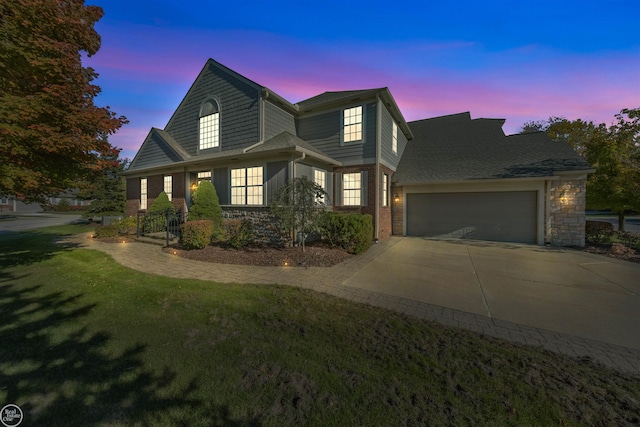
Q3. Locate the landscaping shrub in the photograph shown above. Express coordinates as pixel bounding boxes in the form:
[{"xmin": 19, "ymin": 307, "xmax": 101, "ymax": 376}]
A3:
[
  {"xmin": 114, "ymin": 216, "xmax": 137, "ymax": 235},
  {"xmin": 148, "ymin": 191, "xmax": 175, "ymax": 214},
  {"xmin": 319, "ymin": 212, "xmax": 373, "ymax": 254},
  {"xmin": 616, "ymin": 231, "xmax": 640, "ymax": 249},
  {"xmin": 585, "ymin": 221, "xmax": 614, "ymax": 246},
  {"xmin": 181, "ymin": 220, "xmax": 214, "ymax": 250},
  {"xmin": 225, "ymin": 219, "xmax": 254, "ymax": 249},
  {"xmin": 94, "ymin": 224, "xmax": 119, "ymax": 238},
  {"xmin": 188, "ymin": 181, "xmax": 224, "ymax": 242}
]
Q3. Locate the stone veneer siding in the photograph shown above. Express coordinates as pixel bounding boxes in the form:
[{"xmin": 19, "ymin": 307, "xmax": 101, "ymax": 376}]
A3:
[
  {"xmin": 548, "ymin": 179, "xmax": 587, "ymax": 247},
  {"xmin": 222, "ymin": 207, "xmax": 289, "ymax": 247},
  {"xmin": 391, "ymin": 184, "xmax": 404, "ymax": 236}
]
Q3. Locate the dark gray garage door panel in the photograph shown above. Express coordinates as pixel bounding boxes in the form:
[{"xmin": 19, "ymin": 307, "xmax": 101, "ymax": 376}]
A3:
[{"xmin": 407, "ymin": 191, "xmax": 537, "ymax": 243}]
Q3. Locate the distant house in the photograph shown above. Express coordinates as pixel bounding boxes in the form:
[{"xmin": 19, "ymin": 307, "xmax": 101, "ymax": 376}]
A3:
[
  {"xmin": 123, "ymin": 58, "xmax": 592, "ymax": 246},
  {"xmin": 0, "ymin": 193, "xmax": 91, "ymax": 213}
]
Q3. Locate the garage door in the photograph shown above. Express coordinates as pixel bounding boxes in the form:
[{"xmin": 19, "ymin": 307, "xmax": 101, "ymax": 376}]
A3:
[{"xmin": 406, "ymin": 191, "xmax": 537, "ymax": 244}]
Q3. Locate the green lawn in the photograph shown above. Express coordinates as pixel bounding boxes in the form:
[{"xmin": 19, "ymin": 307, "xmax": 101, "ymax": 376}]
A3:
[{"xmin": 1, "ymin": 225, "xmax": 639, "ymax": 426}]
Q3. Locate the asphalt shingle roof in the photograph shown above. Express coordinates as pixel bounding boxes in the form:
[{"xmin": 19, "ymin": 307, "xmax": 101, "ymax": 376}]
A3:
[
  {"xmin": 297, "ymin": 89, "xmax": 384, "ymax": 110},
  {"xmin": 394, "ymin": 112, "xmax": 592, "ymax": 184}
]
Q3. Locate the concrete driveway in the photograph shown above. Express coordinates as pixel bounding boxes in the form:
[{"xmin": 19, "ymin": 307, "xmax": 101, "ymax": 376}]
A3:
[{"xmin": 343, "ymin": 237, "xmax": 640, "ymax": 350}]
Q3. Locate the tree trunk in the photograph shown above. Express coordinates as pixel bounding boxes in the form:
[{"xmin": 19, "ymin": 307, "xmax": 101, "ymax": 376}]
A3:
[{"xmin": 618, "ymin": 211, "xmax": 625, "ymax": 232}]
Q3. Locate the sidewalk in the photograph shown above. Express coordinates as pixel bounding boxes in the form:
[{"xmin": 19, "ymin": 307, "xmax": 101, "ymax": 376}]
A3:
[{"xmin": 69, "ymin": 234, "xmax": 640, "ymax": 376}]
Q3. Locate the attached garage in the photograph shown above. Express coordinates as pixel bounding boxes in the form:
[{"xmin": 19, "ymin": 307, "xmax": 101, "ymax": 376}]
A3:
[{"xmin": 406, "ymin": 191, "xmax": 538, "ymax": 244}]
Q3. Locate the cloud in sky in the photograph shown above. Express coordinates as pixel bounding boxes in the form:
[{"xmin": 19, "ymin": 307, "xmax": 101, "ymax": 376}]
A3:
[{"xmin": 86, "ymin": 1, "xmax": 640, "ymax": 160}]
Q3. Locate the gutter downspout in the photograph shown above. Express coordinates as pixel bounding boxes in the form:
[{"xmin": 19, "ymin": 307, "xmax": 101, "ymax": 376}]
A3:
[{"xmin": 374, "ymin": 95, "xmax": 381, "ymax": 242}]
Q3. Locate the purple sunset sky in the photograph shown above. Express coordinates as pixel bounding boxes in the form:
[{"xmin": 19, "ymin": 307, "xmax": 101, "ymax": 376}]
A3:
[{"xmin": 85, "ymin": 0, "xmax": 640, "ymax": 160}]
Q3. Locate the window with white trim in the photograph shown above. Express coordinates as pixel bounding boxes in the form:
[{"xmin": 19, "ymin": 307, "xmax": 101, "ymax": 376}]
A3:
[
  {"xmin": 314, "ymin": 169, "xmax": 326, "ymax": 204},
  {"xmin": 343, "ymin": 172, "xmax": 361, "ymax": 206},
  {"xmin": 392, "ymin": 122, "xmax": 398, "ymax": 154},
  {"xmin": 199, "ymin": 100, "xmax": 219, "ymax": 150},
  {"xmin": 140, "ymin": 178, "xmax": 148, "ymax": 210},
  {"xmin": 197, "ymin": 171, "xmax": 211, "ymax": 185},
  {"xmin": 382, "ymin": 173, "xmax": 388, "ymax": 207},
  {"xmin": 231, "ymin": 166, "xmax": 263, "ymax": 205},
  {"xmin": 343, "ymin": 106, "xmax": 363, "ymax": 143},
  {"xmin": 164, "ymin": 175, "xmax": 172, "ymax": 201}
]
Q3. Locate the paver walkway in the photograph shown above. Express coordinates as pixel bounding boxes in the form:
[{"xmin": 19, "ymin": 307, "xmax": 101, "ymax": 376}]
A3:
[{"xmin": 67, "ymin": 233, "xmax": 640, "ymax": 377}]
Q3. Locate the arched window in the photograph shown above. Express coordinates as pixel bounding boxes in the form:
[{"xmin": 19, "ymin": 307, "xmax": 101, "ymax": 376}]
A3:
[{"xmin": 199, "ymin": 100, "xmax": 219, "ymax": 150}]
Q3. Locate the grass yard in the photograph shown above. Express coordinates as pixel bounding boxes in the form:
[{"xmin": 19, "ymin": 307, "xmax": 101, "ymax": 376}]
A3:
[{"xmin": 1, "ymin": 225, "xmax": 639, "ymax": 426}]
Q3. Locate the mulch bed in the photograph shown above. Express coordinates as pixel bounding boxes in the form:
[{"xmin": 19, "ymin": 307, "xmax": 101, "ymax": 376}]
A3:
[
  {"xmin": 581, "ymin": 243, "xmax": 640, "ymax": 264},
  {"xmin": 163, "ymin": 242, "xmax": 353, "ymax": 267}
]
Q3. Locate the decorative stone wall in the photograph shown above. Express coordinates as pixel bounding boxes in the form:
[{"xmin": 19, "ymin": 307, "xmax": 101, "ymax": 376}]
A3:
[
  {"xmin": 221, "ymin": 207, "xmax": 290, "ymax": 247},
  {"xmin": 548, "ymin": 179, "xmax": 587, "ymax": 247}
]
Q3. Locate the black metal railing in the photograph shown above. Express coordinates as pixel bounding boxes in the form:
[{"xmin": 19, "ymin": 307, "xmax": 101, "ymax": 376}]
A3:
[{"xmin": 136, "ymin": 209, "xmax": 184, "ymax": 246}]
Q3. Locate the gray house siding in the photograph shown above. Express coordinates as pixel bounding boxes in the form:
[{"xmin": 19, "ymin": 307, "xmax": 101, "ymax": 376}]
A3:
[
  {"xmin": 132, "ymin": 131, "xmax": 183, "ymax": 169},
  {"xmin": 296, "ymin": 102, "xmax": 377, "ymax": 165},
  {"xmin": 380, "ymin": 105, "xmax": 408, "ymax": 171},
  {"xmin": 164, "ymin": 61, "xmax": 261, "ymax": 157},
  {"xmin": 264, "ymin": 101, "xmax": 296, "ymax": 140},
  {"xmin": 266, "ymin": 160, "xmax": 289, "ymax": 203},
  {"xmin": 213, "ymin": 167, "xmax": 229, "ymax": 205}
]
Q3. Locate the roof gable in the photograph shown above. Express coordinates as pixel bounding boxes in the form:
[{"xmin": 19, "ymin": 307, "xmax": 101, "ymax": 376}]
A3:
[{"xmin": 128, "ymin": 128, "xmax": 190, "ymax": 171}]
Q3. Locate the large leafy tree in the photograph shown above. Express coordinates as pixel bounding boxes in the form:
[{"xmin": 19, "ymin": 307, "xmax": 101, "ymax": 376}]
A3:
[
  {"xmin": 0, "ymin": 0, "xmax": 127, "ymax": 203},
  {"xmin": 522, "ymin": 108, "xmax": 640, "ymax": 230}
]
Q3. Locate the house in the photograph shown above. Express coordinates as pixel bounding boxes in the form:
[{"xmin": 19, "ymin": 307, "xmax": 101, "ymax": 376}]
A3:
[{"xmin": 123, "ymin": 58, "xmax": 592, "ymax": 247}]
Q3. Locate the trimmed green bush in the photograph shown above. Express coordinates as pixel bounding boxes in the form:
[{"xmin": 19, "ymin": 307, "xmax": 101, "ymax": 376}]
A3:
[
  {"xmin": 189, "ymin": 181, "xmax": 224, "ymax": 242},
  {"xmin": 94, "ymin": 224, "xmax": 119, "ymax": 238},
  {"xmin": 148, "ymin": 191, "xmax": 175, "ymax": 214},
  {"xmin": 181, "ymin": 220, "xmax": 214, "ymax": 250},
  {"xmin": 114, "ymin": 216, "xmax": 137, "ymax": 235},
  {"xmin": 225, "ymin": 219, "xmax": 254, "ymax": 249},
  {"xmin": 319, "ymin": 212, "xmax": 373, "ymax": 254}
]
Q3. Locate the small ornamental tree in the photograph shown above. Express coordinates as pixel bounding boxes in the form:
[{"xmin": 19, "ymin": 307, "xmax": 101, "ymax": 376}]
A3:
[
  {"xmin": 270, "ymin": 177, "xmax": 328, "ymax": 251},
  {"xmin": 188, "ymin": 181, "xmax": 222, "ymax": 224},
  {"xmin": 148, "ymin": 191, "xmax": 174, "ymax": 215}
]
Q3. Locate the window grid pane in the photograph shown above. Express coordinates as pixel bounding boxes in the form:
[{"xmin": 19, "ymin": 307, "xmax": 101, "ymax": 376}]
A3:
[
  {"xmin": 392, "ymin": 122, "xmax": 398, "ymax": 154},
  {"xmin": 164, "ymin": 175, "xmax": 172, "ymax": 201},
  {"xmin": 199, "ymin": 112, "xmax": 219, "ymax": 150},
  {"xmin": 197, "ymin": 171, "xmax": 211, "ymax": 185},
  {"xmin": 231, "ymin": 167, "xmax": 263, "ymax": 205},
  {"xmin": 343, "ymin": 106, "xmax": 363, "ymax": 143},
  {"xmin": 314, "ymin": 170, "xmax": 326, "ymax": 204},
  {"xmin": 382, "ymin": 174, "xmax": 388, "ymax": 207},
  {"xmin": 343, "ymin": 173, "xmax": 361, "ymax": 206},
  {"xmin": 140, "ymin": 178, "xmax": 148, "ymax": 210}
]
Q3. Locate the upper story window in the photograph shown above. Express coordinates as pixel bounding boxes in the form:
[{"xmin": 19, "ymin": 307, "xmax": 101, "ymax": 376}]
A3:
[
  {"xmin": 199, "ymin": 100, "xmax": 220, "ymax": 150},
  {"xmin": 343, "ymin": 106, "xmax": 363, "ymax": 143},
  {"xmin": 164, "ymin": 175, "xmax": 172, "ymax": 201},
  {"xmin": 231, "ymin": 166, "xmax": 263, "ymax": 205},
  {"xmin": 140, "ymin": 178, "xmax": 148, "ymax": 210},
  {"xmin": 392, "ymin": 122, "xmax": 398, "ymax": 154}
]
